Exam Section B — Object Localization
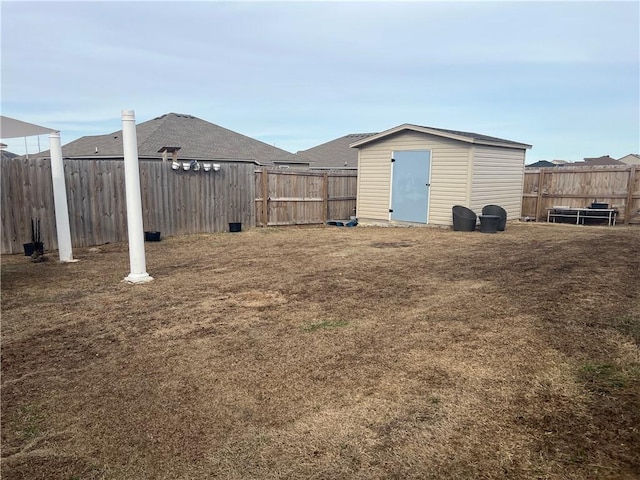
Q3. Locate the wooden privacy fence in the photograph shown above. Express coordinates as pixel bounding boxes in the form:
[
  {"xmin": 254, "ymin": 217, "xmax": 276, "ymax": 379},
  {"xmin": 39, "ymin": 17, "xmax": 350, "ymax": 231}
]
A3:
[
  {"xmin": 1, "ymin": 159, "xmax": 357, "ymax": 254},
  {"xmin": 1, "ymin": 158, "xmax": 255, "ymax": 254},
  {"xmin": 8, "ymin": 158, "xmax": 634, "ymax": 254},
  {"xmin": 255, "ymin": 169, "xmax": 357, "ymax": 226},
  {"xmin": 522, "ymin": 165, "xmax": 640, "ymax": 223}
]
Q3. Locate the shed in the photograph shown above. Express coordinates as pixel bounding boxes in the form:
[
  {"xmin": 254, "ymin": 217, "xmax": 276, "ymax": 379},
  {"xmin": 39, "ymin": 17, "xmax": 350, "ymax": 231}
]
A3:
[{"xmin": 350, "ymin": 124, "xmax": 532, "ymax": 226}]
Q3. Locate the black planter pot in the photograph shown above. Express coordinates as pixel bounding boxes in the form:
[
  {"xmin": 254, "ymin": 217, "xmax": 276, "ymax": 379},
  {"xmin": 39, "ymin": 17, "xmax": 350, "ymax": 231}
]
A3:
[
  {"xmin": 229, "ymin": 222, "xmax": 242, "ymax": 233},
  {"xmin": 23, "ymin": 242, "xmax": 44, "ymax": 256},
  {"xmin": 144, "ymin": 231, "xmax": 161, "ymax": 242}
]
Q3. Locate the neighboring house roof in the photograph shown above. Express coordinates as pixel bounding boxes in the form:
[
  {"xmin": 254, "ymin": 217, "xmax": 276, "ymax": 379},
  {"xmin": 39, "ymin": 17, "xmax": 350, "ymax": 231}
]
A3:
[
  {"xmin": 618, "ymin": 153, "xmax": 640, "ymax": 165},
  {"xmin": 560, "ymin": 156, "xmax": 625, "ymax": 167},
  {"xmin": 33, "ymin": 113, "xmax": 300, "ymax": 164},
  {"xmin": 296, "ymin": 133, "xmax": 377, "ymax": 169},
  {"xmin": 551, "ymin": 159, "xmax": 569, "ymax": 165},
  {"xmin": 349, "ymin": 123, "xmax": 532, "ymax": 150},
  {"xmin": 1, "ymin": 149, "xmax": 19, "ymax": 160},
  {"xmin": 582, "ymin": 155, "xmax": 624, "ymax": 166},
  {"xmin": 526, "ymin": 160, "xmax": 556, "ymax": 168}
]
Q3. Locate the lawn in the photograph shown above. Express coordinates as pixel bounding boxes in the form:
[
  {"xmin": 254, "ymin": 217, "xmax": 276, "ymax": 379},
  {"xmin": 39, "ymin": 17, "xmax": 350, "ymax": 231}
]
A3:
[{"xmin": 1, "ymin": 223, "xmax": 639, "ymax": 480}]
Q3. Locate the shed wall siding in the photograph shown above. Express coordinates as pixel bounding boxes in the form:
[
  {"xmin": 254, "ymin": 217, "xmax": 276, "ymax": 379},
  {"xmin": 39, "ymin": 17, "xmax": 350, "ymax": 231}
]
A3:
[
  {"xmin": 470, "ymin": 146, "xmax": 526, "ymax": 220},
  {"xmin": 356, "ymin": 131, "xmax": 470, "ymax": 225},
  {"xmin": 356, "ymin": 146, "xmax": 392, "ymax": 221}
]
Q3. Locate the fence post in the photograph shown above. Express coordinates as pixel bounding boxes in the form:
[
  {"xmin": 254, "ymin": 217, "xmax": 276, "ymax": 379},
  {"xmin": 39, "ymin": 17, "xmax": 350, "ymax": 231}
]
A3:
[
  {"xmin": 261, "ymin": 168, "xmax": 269, "ymax": 227},
  {"xmin": 322, "ymin": 172, "xmax": 329, "ymax": 223},
  {"xmin": 625, "ymin": 165, "xmax": 636, "ymax": 224},
  {"xmin": 535, "ymin": 169, "xmax": 545, "ymax": 221}
]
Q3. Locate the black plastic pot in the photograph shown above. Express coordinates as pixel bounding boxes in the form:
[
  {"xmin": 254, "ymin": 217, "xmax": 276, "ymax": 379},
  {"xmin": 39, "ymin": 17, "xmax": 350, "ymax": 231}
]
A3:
[
  {"xmin": 481, "ymin": 205, "xmax": 507, "ymax": 231},
  {"xmin": 23, "ymin": 242, "xmax": 44, "ymax": 256},
  {"xmin": 229, "ymin": 222, "xmax": 242, "ymax": 233},
  {"xmin": 452, "ymin": 205, "xmax": 477, "ymax": 232},
  {"xmin": 479, "ymin": 215, "xmax": 500, "ymax": 233},
  {"xmin": 144, "ymin": 231, "xmax": 161, "ymax": 242}
]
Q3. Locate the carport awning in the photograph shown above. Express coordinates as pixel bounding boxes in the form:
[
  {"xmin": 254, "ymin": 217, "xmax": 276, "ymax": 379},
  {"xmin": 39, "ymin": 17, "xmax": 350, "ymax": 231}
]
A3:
[{"xmin": 0, "ymin": 115, "xmax": 57, "ymax": 139}]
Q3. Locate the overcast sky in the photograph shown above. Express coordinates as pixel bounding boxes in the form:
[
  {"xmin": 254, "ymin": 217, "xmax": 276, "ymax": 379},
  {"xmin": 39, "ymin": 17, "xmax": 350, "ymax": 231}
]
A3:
[{"xmin": 1, "ymin": 1, "xmax": 638, "ymax": 163}]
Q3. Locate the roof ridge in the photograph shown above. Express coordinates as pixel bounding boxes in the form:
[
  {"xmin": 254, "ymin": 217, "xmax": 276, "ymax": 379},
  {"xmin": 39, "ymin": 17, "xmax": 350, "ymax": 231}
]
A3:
[{"xmin": 138, "ymin": 113, "xmax": 177, "ymax": 150}]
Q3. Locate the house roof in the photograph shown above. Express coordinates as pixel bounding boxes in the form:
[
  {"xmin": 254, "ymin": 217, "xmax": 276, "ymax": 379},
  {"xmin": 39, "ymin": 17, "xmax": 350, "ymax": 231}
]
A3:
[
  {"xmin": 1, "ymin": 149, "xmax": 19, "ymax": 161},
  {"xmin": 618, "ymin": 153, "xmax": 640, "ymax": 165},
  {"xmin": 34, "ymin": 113, "xmax": 300, "ymax": 164},
  {"xmin": 296, "ymin": 133, "xmax": 377, "ymax": 169},
  {"xmin": 566, "ymin": 155, "xmax": 625, "ymax": 167},
  {"xmin": 349, "ymin": 123, "xmax": 532, "ymax": 150},
  {"xmin": 583, "ymin": 155, "xmax": 623, "ymax": 165},
  {"xmin": 526, "ymin": 160, "xmax": 556, "ymax": 168}
]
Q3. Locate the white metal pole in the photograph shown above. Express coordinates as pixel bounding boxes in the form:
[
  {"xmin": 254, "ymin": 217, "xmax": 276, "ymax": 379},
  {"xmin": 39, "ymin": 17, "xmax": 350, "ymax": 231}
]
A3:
[
  {"xmin": 122, "ymin": 110, "xmax": 153, "ymax": 283},
  {"xmin": 49, "ymin": 132, "xmax": 76, "ymax": 262}
]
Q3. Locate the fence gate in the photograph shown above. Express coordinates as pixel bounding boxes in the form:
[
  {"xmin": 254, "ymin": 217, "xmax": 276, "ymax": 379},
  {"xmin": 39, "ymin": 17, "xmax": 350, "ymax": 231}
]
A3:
[{"xmin": 255, "ymin": 169, "xmax": 357, "ymax": 226}]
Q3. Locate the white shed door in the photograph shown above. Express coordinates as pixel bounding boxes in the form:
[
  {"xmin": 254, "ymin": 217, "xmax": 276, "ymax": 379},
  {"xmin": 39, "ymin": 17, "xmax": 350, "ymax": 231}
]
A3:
[{"xmin": 391, "ymin": 150, "xmax": 431, "ymax": 223}]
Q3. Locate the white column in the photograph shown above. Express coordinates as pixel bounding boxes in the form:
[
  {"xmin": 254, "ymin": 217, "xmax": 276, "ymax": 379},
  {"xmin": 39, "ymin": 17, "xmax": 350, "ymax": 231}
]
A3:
[
  {"xmin": 49, "ymin": 132, "xmax": 76, "ymax": 262},
  {"xmin": 122, "ymin": 110, "xmax": 153, "ymax": 283}
]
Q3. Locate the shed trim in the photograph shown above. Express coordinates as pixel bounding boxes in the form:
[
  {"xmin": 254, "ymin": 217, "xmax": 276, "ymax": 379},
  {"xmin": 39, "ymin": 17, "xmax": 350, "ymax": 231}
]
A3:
[{"xmin": 349, "ymin": 123, "xmax": 532, "ymax": 150}]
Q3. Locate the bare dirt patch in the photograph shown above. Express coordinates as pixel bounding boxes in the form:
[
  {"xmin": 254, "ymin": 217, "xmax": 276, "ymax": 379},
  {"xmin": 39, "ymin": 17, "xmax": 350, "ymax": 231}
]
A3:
[{"xmin": 2, "ymin": 223, "xmax": 639, "ymax": 479}]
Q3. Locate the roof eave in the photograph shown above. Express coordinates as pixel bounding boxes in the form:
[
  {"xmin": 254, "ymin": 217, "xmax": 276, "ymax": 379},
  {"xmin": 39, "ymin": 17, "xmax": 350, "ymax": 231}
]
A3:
[
  {"xmin": 473, "ymin": 139, "xmax": 532, "ymax": 149},
  {"xmin": 349, "ymin": 124, "xmax": 475, "ymax": 148},
  {"xmin": 349, "ymin": 124, "xmax": 413, "ymax": 148},
  {"xmin": 349, "ymin": 123, "xmax": 531, "ymax": 150}
]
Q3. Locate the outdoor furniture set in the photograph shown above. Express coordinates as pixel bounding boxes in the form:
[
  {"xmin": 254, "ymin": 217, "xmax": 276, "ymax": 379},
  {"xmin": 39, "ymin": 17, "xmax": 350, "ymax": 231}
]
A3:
[
  {"xmin": 452, "ymin": 205, "xmax": 506, "ymax": 233},
  {"xmin": 546, "ymin": 202, "xmax": 618, "ymax": 226}
]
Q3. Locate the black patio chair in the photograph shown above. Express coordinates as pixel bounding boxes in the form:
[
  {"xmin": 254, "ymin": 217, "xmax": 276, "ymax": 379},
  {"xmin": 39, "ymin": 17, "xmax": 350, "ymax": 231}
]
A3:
[
  {"xmin": 452, "ymin": 205, "xmax": 477, "ymax": 232},
  {"xmin": 481, "ymin": 205, "xmax": 507, "ymax": 231}
]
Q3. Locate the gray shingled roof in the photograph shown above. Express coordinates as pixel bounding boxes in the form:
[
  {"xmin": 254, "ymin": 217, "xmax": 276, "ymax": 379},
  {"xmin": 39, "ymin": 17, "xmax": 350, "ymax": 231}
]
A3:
[
  {"xmin": 350, "ymin": 123, "xmax": 531, "ymax": 149},
  {"xmin": 526, "ymin": 160, "xmax": 556, "ymax": 168},
  {"xmin": 296, "ymin": 133, "xmax": 377, "ymax": 169},
  {"xmin": 582, "ymin": 155, "xmax": 624, "ymax": 166},
  {"xmin": 1, "ymin": 149, "xmax": 19, "ymax": 161},
  {"xmin": 422, "ymin": 125, "xmax": 529, "ymax": 147},
  {"xmin": 560, "ymin": 156, "xmax": 625, "ymax": 167},
  {"xmin": 34, "ymin": 113, "xmax": 300, "ymax": 164}
]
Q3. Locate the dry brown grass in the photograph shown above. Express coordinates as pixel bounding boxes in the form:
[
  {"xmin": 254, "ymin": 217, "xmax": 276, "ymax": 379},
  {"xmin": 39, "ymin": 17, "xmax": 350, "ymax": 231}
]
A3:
[{"xmin": 2, "ymin": 222, "xmax": 639, "ymax": 480}]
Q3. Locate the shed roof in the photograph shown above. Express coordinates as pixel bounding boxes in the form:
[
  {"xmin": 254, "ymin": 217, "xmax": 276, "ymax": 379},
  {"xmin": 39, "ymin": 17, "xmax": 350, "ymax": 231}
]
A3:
[
  {"xmin": 296, "ymin": 133, "xmax": 377, "ymax": 169},
  {"xmin": 349, "ymin": 123, "xmax": 532, "ymax": 150},
  {"xmin": 34, "ymin": 113, "xmax": 300, "ymax": 164}
]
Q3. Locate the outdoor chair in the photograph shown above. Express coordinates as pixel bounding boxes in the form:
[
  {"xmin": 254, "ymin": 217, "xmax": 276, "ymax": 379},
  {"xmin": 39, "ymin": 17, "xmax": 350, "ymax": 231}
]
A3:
[
  {"xmin": 452, "ymin": 205, "xmax": 477, "ymax": 232},
  {"xmin": 481, "ymin": 205, "xmax": 507, "ymax": 231}
]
